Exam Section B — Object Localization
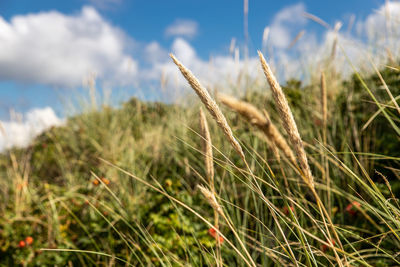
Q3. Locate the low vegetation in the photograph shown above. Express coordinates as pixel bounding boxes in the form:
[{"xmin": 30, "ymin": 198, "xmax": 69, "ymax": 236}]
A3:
[{"xmin": 1, "ymin": 51, "xmax": 400, "ymax": 266}]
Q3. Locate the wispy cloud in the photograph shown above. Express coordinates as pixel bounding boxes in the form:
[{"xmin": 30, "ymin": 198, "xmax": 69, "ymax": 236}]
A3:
[
  {"xmin": 87, "ymin": 0, "xmax": 122, "ymax": 10},
  {"xmin": 165, "ymin": 19, "xmax": 198, "ymax": 39}
]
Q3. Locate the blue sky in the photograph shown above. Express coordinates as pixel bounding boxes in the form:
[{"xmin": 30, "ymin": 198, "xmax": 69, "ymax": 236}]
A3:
[{"xmin": 0, "ymin": 0, "xmax": 392, "ymax": 122}]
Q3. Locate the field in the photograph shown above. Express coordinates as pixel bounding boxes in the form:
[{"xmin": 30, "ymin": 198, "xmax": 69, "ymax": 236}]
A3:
[{"xmin": 1, "ymin": 32, "xmax": 400, "ymax": 267}]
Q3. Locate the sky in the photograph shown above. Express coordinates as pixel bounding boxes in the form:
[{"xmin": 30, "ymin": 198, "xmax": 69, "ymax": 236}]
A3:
[{"xmin": 0, "ymin": 0, "xmax": 399, "ymax": 151}]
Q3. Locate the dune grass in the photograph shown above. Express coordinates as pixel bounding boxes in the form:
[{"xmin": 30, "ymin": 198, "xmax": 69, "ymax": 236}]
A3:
[{"xmin": 1, "ymin": 48, "xmax": 400, "ymax": 266}]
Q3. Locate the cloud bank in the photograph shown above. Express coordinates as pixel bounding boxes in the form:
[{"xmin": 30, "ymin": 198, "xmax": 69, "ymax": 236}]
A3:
[
  {"xmin": 267, "ymin": 3, "xmax": 307, "ymax": 49},
  {"xmin": 258, "ymin": 1, "xmax": 400, "ymax": 81},
  {"xmin": 1, "ymin": 3, "xmax": 399, "ymax": 91},
  {"xmin": 0, "ymin": 107, "xmax": 64, "ymax": 152},
  {"xmin": 0, "ymin": 6, "xmax": 137, "ymax": 87}
]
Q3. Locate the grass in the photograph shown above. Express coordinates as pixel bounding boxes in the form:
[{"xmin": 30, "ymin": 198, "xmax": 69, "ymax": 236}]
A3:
[{"xmin": 1, "ymin": 46, "xmax": 400, "ymax": 266}]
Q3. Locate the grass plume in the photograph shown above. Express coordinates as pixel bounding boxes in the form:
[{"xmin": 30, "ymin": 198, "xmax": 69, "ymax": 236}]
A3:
[
  {"xmin": 218, "ymin": 93, "xmax": 296, "ymax": 164},
  {"xmin": 170, "ymin": 53, "xmax": 245, "ymax": 161},
  {"xmin": 258, "ymin": 51, "xmax": 314, "ymax": 188}
]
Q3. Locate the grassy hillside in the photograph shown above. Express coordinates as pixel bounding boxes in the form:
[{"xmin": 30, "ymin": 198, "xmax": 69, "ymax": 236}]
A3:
[{"xmin": 1, "ymin": 58, "xmax": 400, "ymax": 266}]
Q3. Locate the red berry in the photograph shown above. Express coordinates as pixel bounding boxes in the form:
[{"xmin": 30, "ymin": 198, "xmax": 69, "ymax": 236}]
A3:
[
  {"xmin": 283, "ymin": 206, "xmax": 294, "ymax": 215},
  {"xmin": 345, "ymin": 201, "xmax": 361, "ymax": 216},
  {"xmin": 25, "ymin": 236, "xmax": 33, "ymax": 245},
  {"xmin": 208, "ymin": 227, "xmax": 224, "ymax": 243},
  {"xmin": 101, "ymin": 177, "xmax": 110, "ymax": 185},
  {"xmin": 18, "ymin": 240, "xmax": 26, "ymax": 248},
  {"xmin": 321, "ymin": 239, "xmax": 336, "ymax": 252}
]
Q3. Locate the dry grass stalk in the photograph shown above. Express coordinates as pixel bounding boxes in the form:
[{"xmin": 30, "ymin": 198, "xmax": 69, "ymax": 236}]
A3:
[
  {"xmin": 199, "ymin": 108, "xmax": 214, "ymax": 185},
  {"xmin": 198, "ymin": 183, "xmax": 257, "ymax": 267},
  {"xmin": 0, "ymin": 121, "xmax": 5, "ymax": 137},
  {"xmin": 199, "ymin": 109, "xmax": 223, "ymax": 263},
  {"xmin": 303, "ymin": 12, "xmax": 330, "ymax": 29},
  {"xmin": 218, "ymin": 93, "xmax": 296, "ymax": 164},
  {"xmin": 330, "ymin": 22, "xmax": 342, "ymax": 61},
  {"xmin": 84, "ymin": 72, "xmax": 97, "ymax": 109},
  {"xmin": 170, "ymin": 54, "xmax": 245, "ymax": 161},
  {"xmin": 258, "ymin": 51, "xmax": 314, "ymax": 188},
  {"xmin": 320, "ymin": 72, "xmax": 331, "ymax": 210},
  {"xmin": 218, "ymin": 93, "xmax": 266, "ymax": 128},
  {"xmin": 288, "ymin": 30, "xmax": 305, "ymax": 49},
  {"xmin": 320, "ymin": 72, "xmax": 327, "ymax": 131}
]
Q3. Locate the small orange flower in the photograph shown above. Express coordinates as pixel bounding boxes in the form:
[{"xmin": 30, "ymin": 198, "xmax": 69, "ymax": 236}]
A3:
[
  {"xmin": 92, "ymin": 179, "xmax": 100, "ymax": 186},
  {"xmin": 208, "ymin": 227, "xmax": 224, "ymax": 244},
  {"xmin": 345, "ymin": 201, "xmax": 361, "ymax": 216},
  {"xmin": 313, "ymin": 118, "xmax": 322, "ymax": 127},
  {"xmin": 283, "ymin": 205, "xmax": 295, "ymax": 215},
  {"xmin": 18, "ymin": 240, "xmax": 26, "ymax": 248},
  {"xmin": 25, "ymin": 236, "xmax": 33, "ymax": 245},
  {"xmin": 321, "ymin": 239, "xmax": 336, "ymax": 252},
  {"xmin": 16, "ymin": 181, "xmax": 28, "ymax": 190},
  {"xmin": 101, "ymin": 177, "xmax": 110, "ymax": 185}
]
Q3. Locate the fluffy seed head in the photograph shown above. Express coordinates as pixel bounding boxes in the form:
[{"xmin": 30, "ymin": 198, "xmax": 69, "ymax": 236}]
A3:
[
  {"xmin": 218, "ymin": 93, "xmax": 296, "ymax": 165},
  {"xmin": 218, "ymin": 93, "xmax": 268, "ymax": 128},
  {"xmin": 170, "ymin": 54, "xmax": 245, "ymax": 160},
  {"xmin": 258, "ymin": 51, "xmax": 314, "ymax": 187}
]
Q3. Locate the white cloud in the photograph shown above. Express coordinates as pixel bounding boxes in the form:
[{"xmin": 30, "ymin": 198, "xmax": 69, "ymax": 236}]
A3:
[
  {"xmin": 144, "ymin": 41, "xmax": 169, "ymax": 64},
  {"xmin": 356, "ymin": 1, "xmax": 400, "ymax": 60},
  {"xmin": 316, "ymin": 1, "xmax": 400, "ymax": 75},
  {"xmin": 165, "ymin": 19, "xmax": 198, "ymax": 39},
  {"xmin": 0, "ymin": 2, "xmax": 398, "ymax": 92},
  {"xmin": 133, "ymin": 1, "xmax": 400, "ymax": 101},
  {"xmin": 0, "ymin": 107, "xmax": 64, "ymax": 152},
  {"xmin": 259, "ymin": 1, "xmax": 400, "ymax": 81},
  {"xmin": 359, "ymin": 1, "xmax": 400, "ymax": 40},
  {"xmin": 142, "ymin": 38, "xmax": 262, "ymax": 101},
  {"xmin": 0, "ymin": 6, "xmax": 138, "ymax": 87},
  {"xmin": 171, "ymin": 38, "xmax": 197, "ymax": 63}
]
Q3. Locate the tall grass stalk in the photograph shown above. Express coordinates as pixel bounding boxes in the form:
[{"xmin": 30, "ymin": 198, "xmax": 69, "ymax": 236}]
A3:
[
  {"xmin": 258, "ymin": 51, "xmax": 349, "ymax": 266},
  {"xmin": 199, "ymin": 108, "xmax": 222, "ymax": 266}
]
